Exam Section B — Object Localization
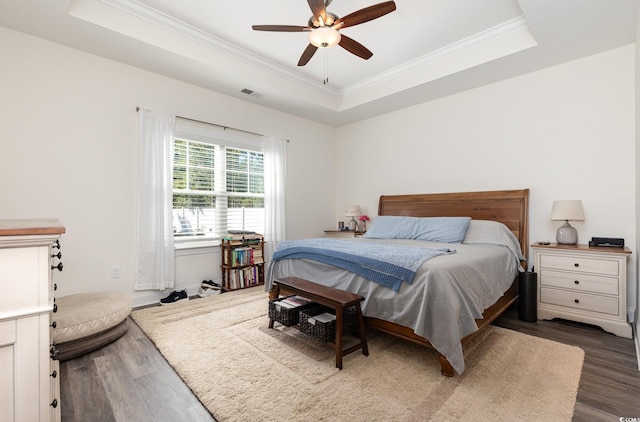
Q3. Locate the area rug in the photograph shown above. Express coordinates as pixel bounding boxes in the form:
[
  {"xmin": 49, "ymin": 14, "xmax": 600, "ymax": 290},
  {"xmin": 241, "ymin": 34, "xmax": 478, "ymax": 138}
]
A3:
[{"xmin": 131, "ymin": 288, "xmax": 584, "ymax": 422}]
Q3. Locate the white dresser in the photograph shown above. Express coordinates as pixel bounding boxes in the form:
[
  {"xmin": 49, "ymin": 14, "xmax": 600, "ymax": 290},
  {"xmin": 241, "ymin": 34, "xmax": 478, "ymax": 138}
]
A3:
[
  {"xmin": 0, "ymin": 219, "xmax": 65, "ymax": 422},
  {"xmin": 532, "ymin": 242, "xmax": 632, "ymax": 338}
]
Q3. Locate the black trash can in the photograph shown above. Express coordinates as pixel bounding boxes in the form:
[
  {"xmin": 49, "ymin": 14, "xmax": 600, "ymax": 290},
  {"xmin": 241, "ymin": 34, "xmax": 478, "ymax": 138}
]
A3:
[{"xmin": 518, "ymin": 271, "xmax": 537, "ymax": 322}]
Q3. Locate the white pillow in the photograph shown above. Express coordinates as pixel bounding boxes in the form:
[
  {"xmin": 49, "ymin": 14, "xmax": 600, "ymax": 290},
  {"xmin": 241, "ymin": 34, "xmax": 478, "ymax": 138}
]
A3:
[{"xmin": 463, "ymin": 220, "xmax": 525, "ymax": 261}]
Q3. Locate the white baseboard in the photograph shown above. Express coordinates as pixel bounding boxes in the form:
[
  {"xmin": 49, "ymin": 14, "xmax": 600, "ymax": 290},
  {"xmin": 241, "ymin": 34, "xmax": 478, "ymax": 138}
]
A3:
[
  {"xmin": 132, "ymin": 280, "xmax": 221, "ymax": 308},
  {"xmin": 634, "ymin": 321, "xmax": 640, "ymax": 371}
]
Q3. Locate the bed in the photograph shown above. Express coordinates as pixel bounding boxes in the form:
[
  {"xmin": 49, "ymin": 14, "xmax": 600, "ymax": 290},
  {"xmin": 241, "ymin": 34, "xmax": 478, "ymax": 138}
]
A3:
[{"xmin": 267, "ymin": 189, "xmax": 529, "ymax": 376}]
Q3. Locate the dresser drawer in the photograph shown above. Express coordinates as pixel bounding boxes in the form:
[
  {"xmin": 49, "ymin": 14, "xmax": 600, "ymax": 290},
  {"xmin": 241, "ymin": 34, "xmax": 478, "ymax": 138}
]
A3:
[
  {"xmin": 539, "ymin": 254, "xmax": 619, "ymax": 276},
  {"xmin": 50, "ymin": 358, "xmax": 60, "ymax": 421},
  {"xmin": 540, "ymin": 287, "xmax": 619, "ymax": 315},
  {"xmin": 539, "ymin": 269, "xmax": 618, "ymax": 295}
]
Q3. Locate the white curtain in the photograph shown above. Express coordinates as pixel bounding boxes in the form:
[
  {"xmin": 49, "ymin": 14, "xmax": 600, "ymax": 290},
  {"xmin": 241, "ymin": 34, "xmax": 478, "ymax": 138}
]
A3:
[
  {"xmin": 263, "ymin": 136, "xmax": 287, "ymax": 263},
  {"xmin": 134, "ymin": 109, "xmax": 176, "ymax": 291}
]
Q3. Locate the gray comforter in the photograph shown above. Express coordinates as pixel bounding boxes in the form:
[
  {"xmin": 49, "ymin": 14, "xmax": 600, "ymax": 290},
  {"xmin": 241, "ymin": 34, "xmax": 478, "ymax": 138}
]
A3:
[
  {"xmin": 271, "ymin": 238, "xmax": 454, "ymax": 291},
  {"xmin": 266, "ymin": 238, "xmax": 518, "ymax": 374}
]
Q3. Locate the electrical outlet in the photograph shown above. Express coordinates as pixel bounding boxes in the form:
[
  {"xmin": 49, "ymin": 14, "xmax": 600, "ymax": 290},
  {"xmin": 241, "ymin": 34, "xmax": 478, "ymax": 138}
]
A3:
[{"xmin": 111, "ymin": 265, "xmax": 122, "ymax": 279}]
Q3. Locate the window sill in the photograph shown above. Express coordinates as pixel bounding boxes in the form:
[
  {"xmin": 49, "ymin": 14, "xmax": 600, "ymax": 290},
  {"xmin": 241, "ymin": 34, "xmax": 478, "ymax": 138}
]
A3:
[{"xmin": 174, "ymin": 238, "xmax": 220, "ymax": 256}]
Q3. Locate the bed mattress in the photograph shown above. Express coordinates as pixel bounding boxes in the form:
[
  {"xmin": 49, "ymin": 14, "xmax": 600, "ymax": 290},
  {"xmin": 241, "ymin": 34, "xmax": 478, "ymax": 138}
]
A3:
[{"xmin": 267, "ymin": 237, "xmax": 519, "ymax": 374}]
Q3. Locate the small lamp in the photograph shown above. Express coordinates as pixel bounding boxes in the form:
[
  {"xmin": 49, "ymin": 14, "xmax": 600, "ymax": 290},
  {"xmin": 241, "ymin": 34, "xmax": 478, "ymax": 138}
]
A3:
[
  {"xmin": 345, "ymin": 205, "xmax": 361, "ymax": 231},
  {"xmin": 550, "ymin": 200, "xmax": 584, "ymax": 245}
]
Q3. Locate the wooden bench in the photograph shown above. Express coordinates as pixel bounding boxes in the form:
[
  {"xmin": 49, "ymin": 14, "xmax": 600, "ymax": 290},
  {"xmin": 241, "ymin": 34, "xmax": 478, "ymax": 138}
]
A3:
[{"xmin": 269, "ymin": 277, "xmax": 369, "ymax": 370}]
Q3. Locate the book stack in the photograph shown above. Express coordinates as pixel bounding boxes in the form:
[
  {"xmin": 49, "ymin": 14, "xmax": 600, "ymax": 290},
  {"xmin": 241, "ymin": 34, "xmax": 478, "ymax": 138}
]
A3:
[
  {"xmin": 227, "ymin": 266, "xmax": 261, "ymax": 289},
  {"xmin": 269, "ymin": 295, "xmax": 314, "ymax": 327},
  {"xmin": 229, "ymin": 246, "xmax": 254, "ymax": 266},
  {"xmin": 223, "ymin": 231, "xmax": 262, "ymax": 242},
  {"xmin": 298, "ymin": 306, "xmax": 357, "ymax": 342},
  {"xmin": 307, "ymin": 312, "xmax": 336, "ymax": 325},
  {"xmin": 273, "ymin": 295, "xmax": 313, "ymax": 312}
]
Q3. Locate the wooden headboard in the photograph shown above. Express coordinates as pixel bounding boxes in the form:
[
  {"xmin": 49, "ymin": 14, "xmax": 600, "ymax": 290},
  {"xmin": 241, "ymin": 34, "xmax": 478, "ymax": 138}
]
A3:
[{"xmin": 378, "ymin": 189, "xmax": 530, "ymax": 264}]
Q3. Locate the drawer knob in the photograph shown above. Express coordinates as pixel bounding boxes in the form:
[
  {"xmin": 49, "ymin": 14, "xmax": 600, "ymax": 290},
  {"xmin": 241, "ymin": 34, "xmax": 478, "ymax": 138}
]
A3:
[
  {"xmin": 50, "ymin": 399, "xmax": 58, "ymax": 409},
  {"xmin": 53, "ymin": 303, "xmax": 58, "ymax": 313},
  {"xmin": 50, "ymin": 370, "xmax": 57, "ymax": 378},
  {"xmin": 51, "ymin": 262, "xmax": 63, "ymax": 272},
  {"xmin": 574, "ymin": 263, "xmax": 579, "ymax": 267},
  {"xmin": 574, "ymin": 299, "xmax": 580, "ymax": 304},
  {"xmin": 50, "ymin": 321, "xmax": 57, "ymax": 329},
  {"xmin": 574, "ymin": 280, "xmax": 580, "ymax": 285},
  {"xmin": 51, "ymin": 251, "xmax": 62, "ymax": 259}
]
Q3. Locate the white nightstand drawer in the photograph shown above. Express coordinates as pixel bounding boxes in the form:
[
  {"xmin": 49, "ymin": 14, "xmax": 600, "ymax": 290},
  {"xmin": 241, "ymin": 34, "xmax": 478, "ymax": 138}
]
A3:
[
  {"xmin": 539, "ymin": 269, "xmax": 618, "ymax": 295},
  {"xmin": 540, "ymin": 287, "xmax": 619, "ymax": 315},
  {"xmin": 539, "ymin": 254, "xmax": 618, "ymax": 276}
]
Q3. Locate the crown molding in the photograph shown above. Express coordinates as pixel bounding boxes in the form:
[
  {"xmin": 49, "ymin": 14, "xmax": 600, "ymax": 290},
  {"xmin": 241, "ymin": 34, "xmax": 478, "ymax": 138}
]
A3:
[
  {"xmin": 341, "ymin": 16, "xmax": 533, "ymax": 96},
  {"xmin": 86, "ymin": 0, "xmax": 341, "ymax": 97},
  {"xmin": 73, "ymin": 0, "xmax": 532, "ymax": 109}
]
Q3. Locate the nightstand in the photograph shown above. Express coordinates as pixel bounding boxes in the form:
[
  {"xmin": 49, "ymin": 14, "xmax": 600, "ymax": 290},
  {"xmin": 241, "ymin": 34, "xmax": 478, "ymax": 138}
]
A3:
[
  {"xmin": 324, "ymin": 230, "xmax": 364, "ymax": 239},
  {"xmin": 531, "ymin": 243, "xmax": 632, "ymax": 338}
]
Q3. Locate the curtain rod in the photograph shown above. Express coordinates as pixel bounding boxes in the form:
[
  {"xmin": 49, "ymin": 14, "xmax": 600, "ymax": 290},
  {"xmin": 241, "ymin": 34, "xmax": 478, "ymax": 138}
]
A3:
[{"xmin": 136, "ymin": 106, "xmax": 270, "ymax": 139}]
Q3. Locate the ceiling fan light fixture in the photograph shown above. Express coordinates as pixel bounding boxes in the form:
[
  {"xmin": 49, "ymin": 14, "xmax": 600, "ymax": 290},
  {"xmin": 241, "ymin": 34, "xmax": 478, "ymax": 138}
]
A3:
[{"xmin": 309, "ymin": 27, "xmax": 341, "ymax": 48}]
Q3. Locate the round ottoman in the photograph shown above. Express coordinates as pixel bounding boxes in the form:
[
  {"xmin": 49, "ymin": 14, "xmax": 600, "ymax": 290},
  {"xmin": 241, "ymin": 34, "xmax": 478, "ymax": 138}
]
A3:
[{"xmin": 52, "ymin": 292, "xmax": 132, "ymax": 361}]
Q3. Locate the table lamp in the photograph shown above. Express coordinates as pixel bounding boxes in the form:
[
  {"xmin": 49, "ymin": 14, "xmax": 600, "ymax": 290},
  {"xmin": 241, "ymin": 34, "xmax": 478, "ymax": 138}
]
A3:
[
  {"xmin": 345, "ymin": 205, "xmax": 361, "ymax": 231},
  {"xmin": 550, "ymin": 200, "xmax": 584, "ymax": 245}
]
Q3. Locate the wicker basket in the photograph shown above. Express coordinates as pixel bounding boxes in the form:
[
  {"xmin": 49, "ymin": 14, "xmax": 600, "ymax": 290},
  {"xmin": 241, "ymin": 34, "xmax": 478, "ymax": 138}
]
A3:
[
  {"xmin": 268, "ymin": 297, "xmax": 313, "ymax": 327},
  {"xmin": 299, "ymin": 305, "xmax": 357, "ymax": 342}
]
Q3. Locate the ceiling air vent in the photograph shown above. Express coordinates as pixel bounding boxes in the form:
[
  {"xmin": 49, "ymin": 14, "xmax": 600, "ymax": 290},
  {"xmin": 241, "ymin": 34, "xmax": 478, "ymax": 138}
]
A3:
[{"xmin": 241, "ymin": 88, "xmax": 261, "ymax": 98}]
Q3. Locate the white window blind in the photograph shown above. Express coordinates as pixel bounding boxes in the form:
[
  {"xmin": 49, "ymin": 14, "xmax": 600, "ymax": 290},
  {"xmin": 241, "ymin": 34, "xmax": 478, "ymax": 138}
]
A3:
[{"xmin": 173, "ymin": 118, "xmax": 264, "ymax": 241}]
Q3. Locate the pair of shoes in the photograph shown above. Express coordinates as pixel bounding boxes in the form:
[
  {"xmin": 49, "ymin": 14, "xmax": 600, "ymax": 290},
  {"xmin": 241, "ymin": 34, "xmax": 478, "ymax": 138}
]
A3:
[
  {"xmin": 198, "ymin": 280, "xmax": 222, "ymax": 298},
  {"xmin": 160, "ymin": 289, "xmax": 189, "ymax": 305},
  {"xmin": 201, "ymin": 280, "xmax": 222, "ymax": 290},
  {"xmin": 198, "ymin": 287, "xmax": 221, "ymax": 297}
]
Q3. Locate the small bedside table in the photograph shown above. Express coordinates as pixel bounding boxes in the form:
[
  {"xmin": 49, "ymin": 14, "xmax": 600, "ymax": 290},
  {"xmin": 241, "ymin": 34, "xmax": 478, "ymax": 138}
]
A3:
[
  {"xmin": 324, "ymin": 230, "xmax": 364, "ymax": 239},
  {"xmin": 531, "ymin": 242, "xmax": 632, "ymax": 338}
]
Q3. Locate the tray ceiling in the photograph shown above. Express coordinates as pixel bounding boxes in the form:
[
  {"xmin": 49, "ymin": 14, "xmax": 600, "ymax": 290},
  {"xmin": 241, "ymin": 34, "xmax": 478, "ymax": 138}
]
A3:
[{"xmin": 0, "ymin": 0, "xmax": 636, "ymax": 126}]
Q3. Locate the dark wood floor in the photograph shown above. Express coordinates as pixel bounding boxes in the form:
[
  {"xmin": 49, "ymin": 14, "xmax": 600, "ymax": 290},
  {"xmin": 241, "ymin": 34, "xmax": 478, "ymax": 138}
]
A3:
[
  {"xmin": 493, "ymin": 306, "xmax": 640, "ymax": 421},
  {"xmin": 60, "ymin": 304, "xmax": 639, "ymax": 422},
  {"xmin": 60, "ymin": 319, "xmax": 215, "ymax": 422}
]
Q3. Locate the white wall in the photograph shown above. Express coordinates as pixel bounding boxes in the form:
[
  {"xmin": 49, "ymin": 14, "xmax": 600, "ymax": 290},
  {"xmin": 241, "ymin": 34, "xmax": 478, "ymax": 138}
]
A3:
[
  {"xmin": 0, "ymin": 27, "xmax": 336, "ymax": 304},
  {"xmin": 635, "ymin": 6, "xmax": 640, "ymax": 350},
  {"xmin": 336, "ymin": 45, "xmax": 637, "ymax": 314},
  {"xmin": 1, "ymin": 25, "xmax": 636, "ymax": 316}
]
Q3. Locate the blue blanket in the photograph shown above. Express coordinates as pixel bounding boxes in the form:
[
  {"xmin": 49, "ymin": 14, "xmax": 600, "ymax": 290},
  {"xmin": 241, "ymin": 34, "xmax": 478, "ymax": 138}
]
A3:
[{"xmin": 271, "ymin": 238, "xmax": 453, "ymax": 292}]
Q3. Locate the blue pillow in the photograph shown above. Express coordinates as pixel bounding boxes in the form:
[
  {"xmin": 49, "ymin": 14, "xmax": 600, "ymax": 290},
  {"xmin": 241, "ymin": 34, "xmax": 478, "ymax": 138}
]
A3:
[
  {"xmin": 363, "ymin": 216, "xmax": 416, "ymax": 239},
  {"xmin": 364, "ymin": 216, "xmax": 471, "ymax": 243},
  {"xmin": 413, "ymin": 217, "xmax": 471, "ymax": 243}
]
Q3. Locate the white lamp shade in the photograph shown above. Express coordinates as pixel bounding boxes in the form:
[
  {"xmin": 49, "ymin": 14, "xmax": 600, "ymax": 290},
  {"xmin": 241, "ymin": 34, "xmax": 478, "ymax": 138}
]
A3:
[
  {"xmin": 345, "ymin": 205, "xmax": 361, "ymax": 217},
  {"xmin": 550, "ymin": 200, "xmax": 584, "ymax": 221},
  {"xmin": 309, "ymin": 27, "xmax": 341, "ymax": 48}
]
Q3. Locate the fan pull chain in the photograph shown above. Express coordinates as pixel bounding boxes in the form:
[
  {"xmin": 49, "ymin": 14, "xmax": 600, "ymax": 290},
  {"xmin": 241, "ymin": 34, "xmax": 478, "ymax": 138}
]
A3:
[{"xmin": 323, "ymin": 49, "xmax": 329, "ymax": 85}]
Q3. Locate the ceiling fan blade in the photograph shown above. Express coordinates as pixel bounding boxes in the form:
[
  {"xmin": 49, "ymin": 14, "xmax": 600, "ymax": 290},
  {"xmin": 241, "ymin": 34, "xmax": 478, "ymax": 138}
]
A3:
[
  {"xmin": 298, "ymin": 44, "xmax": 318, "ymax": 66},
  {"xmin": 307, "ymin": 0, "xmax": 327, "ymax": 25},
  {"xmin": 252, "ymin": 25, "xmax": 309, "ymax": 32},
  {"xmin": 338, "ymin": 35, "xmax": 373, "ymax": 60},
  {"xmin": 334, "ymin": 1, "xmax": 396, "ymax": 29}
]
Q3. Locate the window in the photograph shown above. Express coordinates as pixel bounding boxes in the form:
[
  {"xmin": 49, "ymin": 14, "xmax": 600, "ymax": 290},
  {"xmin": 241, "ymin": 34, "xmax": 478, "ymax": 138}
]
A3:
[{"xmin": 172, "ymin": 135, "xmax": 264, "ymax": 241}]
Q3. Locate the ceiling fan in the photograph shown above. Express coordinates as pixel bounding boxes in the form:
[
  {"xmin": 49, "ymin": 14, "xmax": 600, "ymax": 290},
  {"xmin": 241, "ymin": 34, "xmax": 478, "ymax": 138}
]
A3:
[{"xmin": 252, "ymin": 0, "xmax": 397, "ymax": 66}]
